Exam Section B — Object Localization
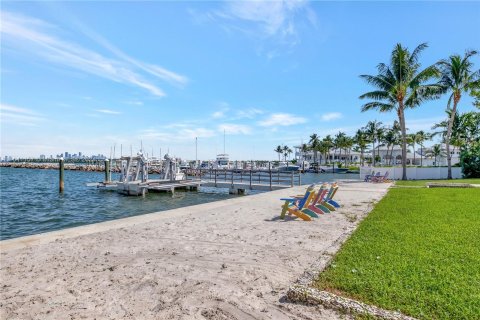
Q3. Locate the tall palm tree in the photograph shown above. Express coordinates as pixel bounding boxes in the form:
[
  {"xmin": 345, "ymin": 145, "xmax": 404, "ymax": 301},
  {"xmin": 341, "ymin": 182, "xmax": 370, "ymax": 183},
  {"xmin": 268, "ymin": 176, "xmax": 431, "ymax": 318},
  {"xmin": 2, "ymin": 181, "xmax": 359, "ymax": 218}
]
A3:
[
  {"xmin": 344, "ymin": 136, "xmax": 354, "ymax": 166},
  {"xmin": 364, "ymin": 120, "xmax": 384, "ymax": 166},
  {"xmin": 299, "ymin": 143, "xmax": 310, "ymax": 164},
  {"xmin": 282, "ymin": 145, "xmax": 290, "ymax": 161},
  {"xmin": 334, "ymin": 132, "xmax": 347, "ymax": 166},
  {"xmin": 359, "ymin": 43, "xmax": 443, "ymax": 180},
  {"xmin": 317, "ymin": 141, "xmax": 330, "ymax": 165},
  {"xmin": 415, "ymin": 130, "xmax": 431, "ymax": 166},
  {"xmin": 437, "ymin": 50, "xmax": 480, "ymax": 179},
  {"xmin": 283, "ymin": 146, "xmax": 293, "ymax": 161},
  {"xmin": 323, "ymin": 135, "xmax": 334, "ymax": 164},
  {"xmin": 309, "ymin": 134, "xmax": 320, "ymax": 166},
  {"xmin": 382, "ymin": 128, "xmax": 397, "ymax": 166},
  {"xmin": 354, "ymin": 129, "xmax": 369, "ymax": 166},
  {"xmin": 274, "ymin": 145, "xmax": 283, "ymax": 162},
  {"xmin": 408, "ymin": 133, "xmax": 420, "ymax": 166}
]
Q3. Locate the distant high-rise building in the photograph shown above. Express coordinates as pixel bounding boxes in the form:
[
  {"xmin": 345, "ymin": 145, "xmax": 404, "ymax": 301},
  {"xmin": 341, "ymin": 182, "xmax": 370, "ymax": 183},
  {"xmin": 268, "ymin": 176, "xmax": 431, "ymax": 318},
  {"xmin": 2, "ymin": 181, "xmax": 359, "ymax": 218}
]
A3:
[{"xmin": 40, "ymin": 154, "xmax": 46, "ymax": 160}]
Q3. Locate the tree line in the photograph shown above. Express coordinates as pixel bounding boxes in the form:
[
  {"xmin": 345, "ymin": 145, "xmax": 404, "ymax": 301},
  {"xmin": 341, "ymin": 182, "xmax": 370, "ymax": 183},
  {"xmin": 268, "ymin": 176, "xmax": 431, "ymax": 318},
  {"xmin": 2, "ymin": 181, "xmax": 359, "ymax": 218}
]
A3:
[{"xmin": 282, "ymin": 44, "xmax": 479, "ymax": 180}]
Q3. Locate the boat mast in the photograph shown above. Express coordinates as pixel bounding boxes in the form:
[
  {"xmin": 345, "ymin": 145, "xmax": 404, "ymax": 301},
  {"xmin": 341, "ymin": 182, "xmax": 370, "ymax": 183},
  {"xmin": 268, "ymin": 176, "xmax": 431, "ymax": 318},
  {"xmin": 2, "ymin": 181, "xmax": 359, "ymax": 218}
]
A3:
[{"xmin": 223, "ymin": 129, "xmax": 226, "ymax": 154}]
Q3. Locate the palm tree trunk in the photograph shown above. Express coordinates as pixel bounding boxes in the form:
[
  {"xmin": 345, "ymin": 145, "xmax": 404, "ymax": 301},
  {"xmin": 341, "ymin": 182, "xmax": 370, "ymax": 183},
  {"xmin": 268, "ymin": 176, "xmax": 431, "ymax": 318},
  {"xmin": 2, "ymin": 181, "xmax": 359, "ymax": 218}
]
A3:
[
  {"xmin": 372, "ymin": 142, "xmax": 375, "ymax": 166},
  {"xmin": 420, "ymin": 143, "xmax": 423, "ymax": 167},
  {"xmin": 399, "ymin": 108, "xmax": 407, "ymax": 180},
  {"xmin": 446, "ymin": 97, "xmax": 459, "ymax": 179},
  {"xmin": 413, "ymin": 143, "xmax": 416, "ymax": 166}
]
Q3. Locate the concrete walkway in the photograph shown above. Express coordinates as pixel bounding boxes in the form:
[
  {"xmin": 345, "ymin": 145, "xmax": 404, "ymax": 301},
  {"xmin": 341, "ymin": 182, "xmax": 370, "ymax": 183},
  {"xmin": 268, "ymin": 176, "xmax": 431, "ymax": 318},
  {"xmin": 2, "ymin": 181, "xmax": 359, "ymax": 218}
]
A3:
[{"xmin": 1, "ymin": 181, "xmax": 390, "ymax": 320}]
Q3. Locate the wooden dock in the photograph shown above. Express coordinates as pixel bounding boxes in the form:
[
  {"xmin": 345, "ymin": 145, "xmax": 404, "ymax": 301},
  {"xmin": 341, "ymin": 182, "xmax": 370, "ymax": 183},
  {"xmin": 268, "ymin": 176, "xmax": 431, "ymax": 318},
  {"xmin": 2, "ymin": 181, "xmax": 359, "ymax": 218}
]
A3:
[{"xmin": 147, "ymin": 180, "xmax": 201, "ymax": 193}]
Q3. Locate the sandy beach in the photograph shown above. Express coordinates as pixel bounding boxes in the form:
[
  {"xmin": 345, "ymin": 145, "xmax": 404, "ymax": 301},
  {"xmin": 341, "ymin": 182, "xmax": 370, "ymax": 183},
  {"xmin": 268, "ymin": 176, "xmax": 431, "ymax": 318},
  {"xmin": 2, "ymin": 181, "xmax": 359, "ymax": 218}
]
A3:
[{"xmin": 1, "ymin": 181, "xmax": 390, "ymax": 320}]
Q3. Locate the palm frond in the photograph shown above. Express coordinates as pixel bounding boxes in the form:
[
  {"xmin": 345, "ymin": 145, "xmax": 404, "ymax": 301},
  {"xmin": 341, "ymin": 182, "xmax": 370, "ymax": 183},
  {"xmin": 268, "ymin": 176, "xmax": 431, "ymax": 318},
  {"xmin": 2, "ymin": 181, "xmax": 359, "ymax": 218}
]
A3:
[
  {"xmin": 361, "ymin": 102, "xmax": 395, "ymax": 113},
  {"xmin": 409, "ymin": 42, "xmax": 428, "ymax": 65}
]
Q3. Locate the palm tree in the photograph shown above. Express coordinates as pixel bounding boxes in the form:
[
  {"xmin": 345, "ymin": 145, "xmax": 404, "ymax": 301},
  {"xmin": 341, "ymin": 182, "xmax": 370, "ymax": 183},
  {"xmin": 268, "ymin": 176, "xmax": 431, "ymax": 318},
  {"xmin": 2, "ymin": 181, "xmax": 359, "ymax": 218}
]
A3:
[
  {"xmin": 364, "ymin": 120, "xmax": 384, "ymax": 166},
  {"xmin": 458, "ymin": 111, "xmax": 480, "ymax": 147},
  {"xmin": 344, "ymin": 136, "xmax": 354, "ymax": 166},
  {"xmin": 317, "ymin": 141, "xmax": 330, "ymax": 165},
  {"xmin": 437, "ymin": 50, "xmax": 480, "ymax": 179},
  {"xmin": 432, "ymin": 110, "xmax": 463, "ymax": 158},
  {"xmin": 334, "ymin": 132, "xmax": 347, "ymax": 166},
  {"xmin": 309, "ymin": 134, "xmax": 320, "ymax": 166},
  {"xmin": 282, "ymin": 145, "xmax": 291, "ymax": 161},
  {"xmin": 274, "ymin": 145, "xmax": 283, "ymax": 162},
  {"xmin": 382, "ymin": 128, "xmax": 398, "ymax": 166},
  {"xmin": 283, "ymin": 146, "xmax": 293, "ymax": 161},
  {"xmin": 471, "ymin": 88, "xmax": 480, "ymax": 109},
  {"xmin": 427, "ymin": 144, "xmax": 446, "ymax": 166},
  {"xmin": 415, "ymin": 130, "xmax": 431, "ymax": 166},
  {"xmin": 300, "ymin": 143, "xmax": 310, "ymax": 164},
  {"xmin": 408, "ymin": 133, "xmax": 420, "ymax": 166},
  {"xmin": 354, "ymin": 129, "xmax": 369, "ymax": 166},
  {"xmin": 359, "ymin": 43, "xmax": 443, "ymax": 180},
  {"xmin": 323, "ymin": 135, "xmax": 334, "ymax": 164}
]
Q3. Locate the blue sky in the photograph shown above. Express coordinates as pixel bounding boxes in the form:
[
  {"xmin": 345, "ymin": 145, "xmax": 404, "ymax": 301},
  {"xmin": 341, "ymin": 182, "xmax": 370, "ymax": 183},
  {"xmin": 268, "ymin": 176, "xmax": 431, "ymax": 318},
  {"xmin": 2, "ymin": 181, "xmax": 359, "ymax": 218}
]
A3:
[{"xmin": 1, "ymin": 1, "xmax": 479, "ymax": 160}]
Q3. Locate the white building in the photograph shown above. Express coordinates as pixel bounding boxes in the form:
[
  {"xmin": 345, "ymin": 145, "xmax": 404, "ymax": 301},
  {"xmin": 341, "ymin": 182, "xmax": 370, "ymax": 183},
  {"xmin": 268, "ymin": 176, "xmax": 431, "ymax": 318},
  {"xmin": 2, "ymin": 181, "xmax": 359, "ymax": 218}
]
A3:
[
  {"xmin": 294, "ymin": 146, "xmax": 368, "ymax": 165},
  {"xmin": 295, "ymin": 143, "xmax": 460, "ymax": 167}
]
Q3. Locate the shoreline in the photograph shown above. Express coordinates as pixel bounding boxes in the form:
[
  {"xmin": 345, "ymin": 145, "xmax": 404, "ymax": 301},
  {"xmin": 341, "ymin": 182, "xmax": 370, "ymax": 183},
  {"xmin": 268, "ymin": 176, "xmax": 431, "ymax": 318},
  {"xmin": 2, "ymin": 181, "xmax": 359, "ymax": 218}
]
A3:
[{"xmin": 1, "ymin": 181, "xmax": 390, "ymax": 319}]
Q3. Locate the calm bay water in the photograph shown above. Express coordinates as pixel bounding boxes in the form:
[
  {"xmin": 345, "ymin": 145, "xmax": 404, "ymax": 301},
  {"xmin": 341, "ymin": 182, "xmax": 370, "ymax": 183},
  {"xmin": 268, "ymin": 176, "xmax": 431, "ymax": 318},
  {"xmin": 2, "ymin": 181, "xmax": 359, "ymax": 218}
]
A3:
[{"xmin": 0, "ymin": 167, "xmax": 358, "ymax": 240}]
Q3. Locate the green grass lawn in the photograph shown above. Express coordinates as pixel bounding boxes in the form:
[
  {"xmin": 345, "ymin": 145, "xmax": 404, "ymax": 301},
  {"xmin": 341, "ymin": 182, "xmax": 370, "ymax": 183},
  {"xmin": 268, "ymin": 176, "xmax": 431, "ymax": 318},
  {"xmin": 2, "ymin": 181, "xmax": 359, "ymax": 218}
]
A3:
[
  {"xmin": 315, "ymin": 188, "xmax": 480, "ymax": 319},
  {"xmin": 395, "ymin": 178, "xmax": 480, "ymax": 187}
]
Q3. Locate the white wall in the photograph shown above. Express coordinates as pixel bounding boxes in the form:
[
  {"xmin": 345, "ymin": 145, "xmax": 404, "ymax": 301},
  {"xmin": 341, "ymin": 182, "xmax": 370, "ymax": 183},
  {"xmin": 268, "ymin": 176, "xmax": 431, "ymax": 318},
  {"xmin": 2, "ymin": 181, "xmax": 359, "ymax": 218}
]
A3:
[{"xmin": 360, "ymin": 166, "xmax": 463, "ymax": 180}]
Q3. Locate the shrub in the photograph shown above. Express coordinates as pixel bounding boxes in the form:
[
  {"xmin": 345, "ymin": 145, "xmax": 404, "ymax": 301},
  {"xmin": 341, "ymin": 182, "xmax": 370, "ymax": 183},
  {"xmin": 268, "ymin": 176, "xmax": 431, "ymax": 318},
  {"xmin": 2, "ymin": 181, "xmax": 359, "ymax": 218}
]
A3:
[{"xmin": 461, "ymin": 143, "xmax": 480, "ymax": 178}]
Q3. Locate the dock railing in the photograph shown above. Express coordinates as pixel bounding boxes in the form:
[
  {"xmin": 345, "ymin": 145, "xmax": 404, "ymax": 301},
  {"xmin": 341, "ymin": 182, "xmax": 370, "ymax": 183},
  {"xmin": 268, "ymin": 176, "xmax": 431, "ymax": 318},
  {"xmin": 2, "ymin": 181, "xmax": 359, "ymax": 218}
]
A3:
[{"xmin": 184, "ymin": 168, "xmax": 301, "ymax": 190}]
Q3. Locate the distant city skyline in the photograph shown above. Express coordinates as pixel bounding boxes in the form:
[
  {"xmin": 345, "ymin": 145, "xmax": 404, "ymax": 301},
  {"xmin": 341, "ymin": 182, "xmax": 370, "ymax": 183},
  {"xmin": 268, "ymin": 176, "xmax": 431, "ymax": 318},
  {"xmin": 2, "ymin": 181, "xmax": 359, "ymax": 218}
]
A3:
[{"xmin": 1, "ymin": 1, "xmax": 479, "ymax": 159}]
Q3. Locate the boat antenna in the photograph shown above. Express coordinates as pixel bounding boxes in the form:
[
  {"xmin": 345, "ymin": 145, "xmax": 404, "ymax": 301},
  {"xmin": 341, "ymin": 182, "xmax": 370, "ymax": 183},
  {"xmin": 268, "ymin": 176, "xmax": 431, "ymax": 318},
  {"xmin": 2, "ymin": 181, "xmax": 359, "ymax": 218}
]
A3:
[
  {"xmin": 130, "ymin": 145, "xmax": 132, "ymax": 157},
  {"xmin": 140, "ymin": 140, "xmax": 143, "ymax": 153}
]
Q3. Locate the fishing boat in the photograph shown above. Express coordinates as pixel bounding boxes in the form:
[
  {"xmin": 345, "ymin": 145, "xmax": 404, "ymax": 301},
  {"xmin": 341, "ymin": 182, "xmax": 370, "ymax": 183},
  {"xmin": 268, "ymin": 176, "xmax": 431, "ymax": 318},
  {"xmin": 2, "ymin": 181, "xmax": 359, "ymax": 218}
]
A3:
[{"xmin": 215, "ymin": 154, "xmax": 230, "ymax": 169}]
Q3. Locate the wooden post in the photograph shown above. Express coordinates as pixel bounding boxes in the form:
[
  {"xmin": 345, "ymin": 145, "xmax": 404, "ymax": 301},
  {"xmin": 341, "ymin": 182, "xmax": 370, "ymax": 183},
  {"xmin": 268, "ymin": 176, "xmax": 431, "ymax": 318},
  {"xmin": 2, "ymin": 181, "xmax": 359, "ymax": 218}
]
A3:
[
  {"xmin": 269, "ymin": 162, "xmax": 272, "ymax": 191},
  {"xmin": 291, "ymin": 171, "xmax": 294, "ymax": 187},
  {"xmin": 231, "ymin": 169, "xmax": 234, "ymax": 187},
  {"xmin": 298, "ymin": 172, "xmax": 301, "ymax": 185},
  {"xmin": 249, "ymin": 169, "xmax": 252, "ymax": 189},
  {"xmin": 214, "ymin": 169, "xmax": 217, "ymax": 187},
  {"xmin": 59, "ymin": 158, "xmax": 64, "ymax": 193},
  {"xmin": 104, "ymin": 159, "xmax": 110, "ymax": 182}
]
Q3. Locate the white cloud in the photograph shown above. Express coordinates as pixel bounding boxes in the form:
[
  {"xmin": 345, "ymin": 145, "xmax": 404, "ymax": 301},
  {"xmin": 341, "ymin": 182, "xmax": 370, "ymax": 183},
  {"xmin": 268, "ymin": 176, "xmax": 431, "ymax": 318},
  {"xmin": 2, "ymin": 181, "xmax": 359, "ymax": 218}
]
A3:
[
  {"xmin": 124, "ymin": 100, "xmax": 144, "ymax": 106},
  {"xmin": 95, "ymin": 109, "xmax": 122, "ymax": 115},
  {"xmin": 0, "ymin": 11, "xmax": 188, "ymax": 97},
  {"xmin": 221, "ymin": 1, "xmax": 308, "ymax": 37},
  {"xmin": 205, "ymin": 0, "xmax": 317, "ymax": 53},
  {"xmin": 321, "ymin": 112, "xmax": 343, "ymax": 121},
  {"xmin": 139, "ymin": 127, "xmax": 215, "ymax": 142},
  {"xmin": 0, "ymin": 103, "xmax": 45, "ymax": 126},
  {"xmin": 259, "ymin": 113, "xmax": 307, "ymax": 127},
  {"xmin": 218, "ymin": 123, "xmax": 252, "ymax": 135},
  {"xmin": 212, "ymin": 110, "xmax": 227, "ymax": 119},
  {"xmin": 234, "ymin": 108, "xmax": 264, "ymax": 119}
]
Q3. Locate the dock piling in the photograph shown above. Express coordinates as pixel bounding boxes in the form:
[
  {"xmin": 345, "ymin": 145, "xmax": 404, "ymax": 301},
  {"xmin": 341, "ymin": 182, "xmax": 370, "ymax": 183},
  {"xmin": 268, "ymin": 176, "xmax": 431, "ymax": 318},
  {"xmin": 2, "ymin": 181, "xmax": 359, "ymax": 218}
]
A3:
[
  {"xmin": 59, "ymin": 158, "xmax": 64, "ymax": 193},
  {"xmin": 104, "ymin": 159, "xmax": 110, "ymax": 183}
]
